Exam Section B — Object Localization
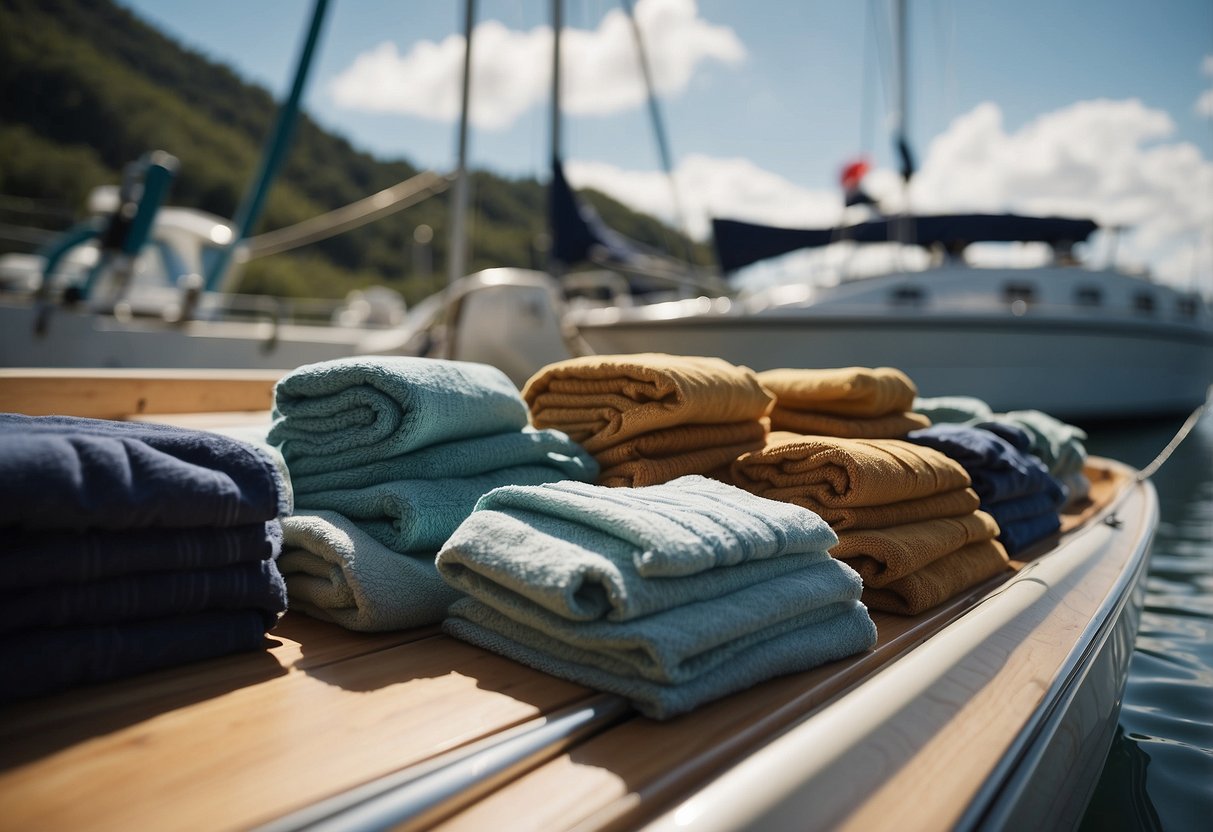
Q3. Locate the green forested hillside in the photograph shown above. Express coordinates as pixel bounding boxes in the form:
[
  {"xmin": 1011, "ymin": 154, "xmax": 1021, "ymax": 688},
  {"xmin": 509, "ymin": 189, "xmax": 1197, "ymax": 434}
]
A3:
[{"xmin": 0, "ymin": 0, "xmax": 704, "ymax": 304}]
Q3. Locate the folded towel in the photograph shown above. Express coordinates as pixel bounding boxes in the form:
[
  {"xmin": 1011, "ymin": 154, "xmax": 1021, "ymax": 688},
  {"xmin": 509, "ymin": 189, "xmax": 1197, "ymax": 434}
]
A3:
[
  {"xmin": 907, "ymin": 424, "xmax": 1065, "ymax": 504},
  {"xmin": 779, "ymin": 487, "xmax": 982, "ymax": 531},
  {"xmin": 1, "ymin": 521, "xmax": 281, "ymax": 590},
  {"xmin": 447, "ymin": 558, "xmax": 862, "ymax": 685},
  {"xmin": 0, "ymin": 414, "xmax": 287, "ymax": 530},
  {"xmin": 287, "ymin": 427, "xmax": 596, "ymax": 495},
  {"xmin": 912, "ymin": 395, "xmax": 994, "ymax": 424},
  {"xmin": 758, "ymin": 367, "xmax": 919, "ymax": 417},
  {"xmin": 861, "ymin": 539, "xmax": 1011, "ymax": 615},
  {"xmin": 832, "ymin": 511, "xmax": 1001, "ymax": 588},
  {"xmin": 296, "ymin": 464, "xmax": 594, "ymax": 554},
  {"xmin": 437, "ymin": 476, "xmax": 838, "ymax": 621},
  {"xmin": 522, "ymin": 354, "xmax": 774, "ymax": 453},
  {"xmin": 765, "ymin": 409, "xmax": 931, "ymax": 439},
  {"xmin": 280, "ymin": 510, "xmax": 462, "ymax": 631},
  {"xmin": 1, "ymin": 559, "xmax": 287, "ymax": 634},
  {"xmin": 0, "ymin": 609, "xmax": 272, "ymax": 702},
  {"xmin": 444, "ymin": 597, "xmax": 876, "ymax": 720},
  {"xmin": 730, "ymin": 432, "xmax": 971, "ymax": 509},
  {"xmin": 268, "ymin": 356, "xmax": 530, "ymax": 476},
  {"xmin": 594, "ymin": 420, "xmax": 768, "ymax": 487},
  {"xmin": 997, "ymin": 409, "xmax": 1089, "ymax": 482},
  {"xmin": 996, "ymin": 511, "xmax": 1062, "ymax": 555}
]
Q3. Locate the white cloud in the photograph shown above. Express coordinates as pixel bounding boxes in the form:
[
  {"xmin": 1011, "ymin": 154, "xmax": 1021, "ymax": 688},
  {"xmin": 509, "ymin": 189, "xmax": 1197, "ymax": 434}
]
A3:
[
  {"xmin": 1197, "ymin": 54, "xmax": 1213, "ymax": 117},
  {"xmin": 328, "ymin": 0, "xmax": 744, "ymax": 130}
]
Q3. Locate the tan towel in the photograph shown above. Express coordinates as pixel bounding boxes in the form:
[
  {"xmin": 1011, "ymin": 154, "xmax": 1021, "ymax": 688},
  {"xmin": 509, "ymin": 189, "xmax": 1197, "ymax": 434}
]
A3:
[
  {"xmin": 523, "ymin": 354, "xmax": 774, "ymax": 453},
  {"xmin": 730, "ymin": 432, "xmax": 971, "ymax": 509},
  {"xmin": 832, "ymin": 511, "xmax": 1000, "ymax": 587},
  {"xmin": 861, "ymin": 539, "xmax": 1011, "ymax": 615},
  {"xmin": 596, "ymin": 420, "xmax": 768, "ymax": 487},
  {"xmin": 804, "ymin": 488, "xmax": 982, "ymax": 531},
  {"xmin": 757, "ymin": 367, "xmax": 919, "ymax": 416},
  {"xmin": 766, "ymin": 408, "xmax": 931, "ymax": 438}
]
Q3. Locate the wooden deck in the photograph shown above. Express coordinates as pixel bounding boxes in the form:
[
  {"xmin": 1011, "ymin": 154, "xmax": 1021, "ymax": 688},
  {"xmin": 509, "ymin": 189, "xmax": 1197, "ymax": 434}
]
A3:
[{"xmin": 0, "ymin": 370, "xmax": 1151, "ymax": 831}]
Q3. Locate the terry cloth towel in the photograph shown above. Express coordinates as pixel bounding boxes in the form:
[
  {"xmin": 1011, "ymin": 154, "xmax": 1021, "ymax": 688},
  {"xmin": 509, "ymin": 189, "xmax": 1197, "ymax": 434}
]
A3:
[
  {"xmin": 996, "ymin": 410, "xmax": 1090, "ymax": 500},
  {"xmin": 268, "ymin": 356, "xmax": 531, "ymax": 476},
  {"xmin": 522, "ymin": 354, "xmax": 774, "ymax": 454},
  {"xmin": 861, "ymin": 539, "xmax": 1011, "ymax": 615},
  {"xmin": 907, "ymin": 424, "xmax": 1066, "ymax": 505},
  {"xmin": 296, "ymin": 464, "xmax": 596, "ymax": 554},
  {"xmin": 831, "ymin": 511, "xmax": 1001, "ymax": 588},
  {"xmin": 1, "ymin": 521, "xmax": 281, "ymax": 590},
  {"xmin": 730, "ymin": 432, "xmax": 971, "ymax": 511},
  {"xmin": 803, "ymin": 488, "xmax": 982, "ymax": 532},
  {"xmin": 758, "ymin": 367, "xmax": 931, "ymax": 438},
  {"xmin": 1, "ymin": 559, "xmax": 287, "ymax": 634},
  {"xmin": 436, "ymin": 475, "xmax": 839, "ymax": 621},
  {"xmin": 0, "ymin": 609, "xmax": 271, "ymax": 703},
  {"xmin": 287, "ymin": 427, "xmax": 595, "ymax": 495},
  {"xmin": 279, "ymin": 510, "xmax": 462, "ymax": 631},
  {"xmin": 444, "ymin": 593, "xmax": 876, "ymax": 720},
  {"xmin": 594, "ymin": 420, "xmax": 769, "ymax": 487},
  {"xmin": 912, "ymin": 395, "xmax": 995, "ymax": 425},
  {"xmin": 0, "ymin": 414, "xmax": 288, "ymax": 531}
]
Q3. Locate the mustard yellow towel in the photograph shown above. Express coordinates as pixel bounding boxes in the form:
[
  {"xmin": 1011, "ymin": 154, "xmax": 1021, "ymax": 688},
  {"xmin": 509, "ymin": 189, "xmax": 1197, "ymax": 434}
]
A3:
[
  {"xmin": 766, "ymin": 408, "xmax": 930, "ymax": 439},
  {"xmin": 861, "ymin": 539, "xmax": 1011, "ymax": 615},
  {"xmin": 757, "ymin": 367, "xmax": 918, "ymax": 417},
  {"xmin": 523, "ymin": 354, "xmax": 774, "ymax": 453},
  {"xmin": 832, "ymin": 510, "xmax": 1000, "ymax": 587},
  {"xmin": 730, "ymin": 432, "xmax": 971, "ymax": 508},
  {"xmin": 802, "ymin": 488, "xmax": 981, "ymax": 531},
  {"xmin": 596, "ymin": 420, "xmax": 768, "ymax": 488}
]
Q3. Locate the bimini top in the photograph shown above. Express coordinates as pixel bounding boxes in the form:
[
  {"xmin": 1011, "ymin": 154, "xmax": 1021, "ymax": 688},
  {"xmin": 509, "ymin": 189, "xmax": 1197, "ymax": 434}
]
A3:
[{"xmin": 711, "ymin": 214, "xmax": 1100, "ymax": 274}]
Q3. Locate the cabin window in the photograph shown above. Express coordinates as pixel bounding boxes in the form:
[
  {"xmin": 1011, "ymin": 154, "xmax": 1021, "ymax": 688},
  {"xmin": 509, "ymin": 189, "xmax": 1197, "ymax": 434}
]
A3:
[
  {"xmin": 1074, "ymin": 286, "xmax": 1102, "ymax": 307},
  {"xmin": 889, "ymin": 285, "xmax": 926, "ymax": 306},
  {"xmin": 1133, "ymin": 291, "xmax": 1156, "ymax": 314},
  {"xmin": 1003, "ymin": 283, "xmax": 1037, "ymax": 306},
  {"xmin": 1177, "ymin": 295, "xmax": 1198, "ymax": 318}
]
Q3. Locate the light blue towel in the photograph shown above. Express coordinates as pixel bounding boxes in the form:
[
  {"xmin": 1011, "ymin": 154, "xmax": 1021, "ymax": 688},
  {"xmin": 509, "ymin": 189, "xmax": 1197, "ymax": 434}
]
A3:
[
  {"xmin": 436, "ymin": 476, "xmax": 838, "ymax": 621},
  {"xmin": 999, "ymin": 409, "xmax": 1089, "ymax": 483},
  {"xmin": 288, "ymin": 428, "xmax": 596, "ymax": 495},
  {"xmin": 297, "ymin": 465, "xmax": 593, "ymax": 554},
  {"xmin": 913, "ymin": 395, "xmax": 994, "ymax": 425},
  {"xmin": 444, "ymin": 598, "xmax": 877, "ymax": 720},
  {"xmin": 279, "ymin": 510, "xmax": 461, "ymax": 632},
  {"xmin": 268, "ymin": 356, "xmax": 530, "ymax": 476}
]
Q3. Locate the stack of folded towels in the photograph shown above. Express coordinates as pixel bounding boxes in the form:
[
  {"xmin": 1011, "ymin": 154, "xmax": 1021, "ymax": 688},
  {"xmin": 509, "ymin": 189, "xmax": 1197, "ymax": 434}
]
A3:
[
  {"xmin": 757, "ymin": 366, "xmax": 931, "ymax": 438},
  {"xmin": 0, "ymin": 414, "xmax": 289, "ymax": 701},
  {"xmin": 522, "ymin": 353, "xmax": 774, "ymax": 486},
  {"xmin": 729, "ymin": 432, "xmax": 1010, "ymax": 615},
  {"xmin": 267, "ymin": 356, "xmax": 598, "ymax": 631},
  {"xmin": 435, "ymin": 475, "xmax": 877, "ymax": 719},
  {"xmin": 906, "ymin": 423, "xmax": 1068, "ymax": 555}
]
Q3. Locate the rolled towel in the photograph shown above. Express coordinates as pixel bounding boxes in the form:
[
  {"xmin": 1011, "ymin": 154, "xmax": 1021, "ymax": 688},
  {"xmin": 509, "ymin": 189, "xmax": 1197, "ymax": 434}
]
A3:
[
  {"xmin": 437, "ymin": 476, "xmax": 838, "ymax": 621},
  {"xmin": 730, "ymin": 432, "xmax": 971, "ymax": 510},
  {"xmin": 268, "ymin": 356, "xmax": 530, "ymax": 476},
  {"xmin": 861, "ymin": 539, "xmax": 1011, "ymax": 615},
  {"xmin": 444, "ymin": 592, "xmax": 876, "ymax": 720},
  {"xmin": 287, "ymin": 427, "xmax": 595, "ymax": 494},
  {"xmin": 280, "ymin": 510, "xmax": 462, "ymax": 631},
  {"xmin": 0, "ymin": 414, "xmax": 288, "ymax": 531},
  {"xmin": 522, "ymin": 354, "xmax": 774, "ymax": 453},
  {"xmin": 594, "ymin": 420, "xmax": 768, "ymax": 487},
  {"xmin": 1, "ymin": 559, "xmax": 287, "ymax": 634},
  {"xmin": 1, "ymin": 521, "xmax": 282, "ymax": 589},
  {"xmin": 758, "ymin": 367, "xmax": 919, "ymax": 417},
  {"xmin": 296, "ymin": 464, "xmax": 596, "ymax": 554},
  {"xmin": 832, "ymin": 511, "xmax": 1001, "ymax": 588},
  {"xmin": 912, "ymin": 395, "xmax": 994, "ymax": 425}
]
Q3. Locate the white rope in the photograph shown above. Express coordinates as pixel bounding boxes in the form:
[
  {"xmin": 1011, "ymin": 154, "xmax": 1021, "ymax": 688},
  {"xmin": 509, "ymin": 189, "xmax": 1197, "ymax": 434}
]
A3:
[{"xmin": 1137, "ymin": 384, "xmax": 1213, "ymax": 481}]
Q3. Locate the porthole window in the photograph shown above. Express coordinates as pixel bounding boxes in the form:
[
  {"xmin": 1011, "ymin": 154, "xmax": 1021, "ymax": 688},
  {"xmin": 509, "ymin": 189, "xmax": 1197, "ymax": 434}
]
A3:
[
  {"xmin": 1003, "ymin": 283, "xmax": 1036, "ymax": 305},
  {"xmin": 1074, "ymin": 286, "xmax": 1102, "ymax": 307},
  {"xmin": 1133, "ymin": 291, "xmax": 1155, "ymax": 314},
  {"xmin": 889, "ymin": 286, "xmax": 926, "ymax": 306}
]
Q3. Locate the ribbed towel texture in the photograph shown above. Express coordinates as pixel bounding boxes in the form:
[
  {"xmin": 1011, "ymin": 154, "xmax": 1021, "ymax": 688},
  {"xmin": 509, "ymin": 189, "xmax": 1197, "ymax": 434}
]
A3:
[
  {"xmin": 832, "ymin": 511, "xmax": 1001, "ymax": 587},
  {"xmin": 269, "ymin": 356, "xmax": 598, "ymax": 630},
  {"xmin": 0, "ymin": 415, "xmax": 288, "ymax": 701},
  {"xmin": 758, "ymin": 367, "xmax": 931, "ymax": 438},
  {"xmin": 523, "ymin": 353, "xmax": 773, "ymax": 486},
  {"xmin": 437, "ymin": 475, "xmax": 876, "ymax": 719},
  {"xmin": 907, "ymin": 424, "xmax": 1067, "ymax": 555}
]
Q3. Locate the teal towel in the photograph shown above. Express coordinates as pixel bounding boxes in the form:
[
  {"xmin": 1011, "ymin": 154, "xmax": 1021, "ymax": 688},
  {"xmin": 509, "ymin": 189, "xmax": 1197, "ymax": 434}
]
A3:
[
  {"xmin": 268, "ymin": 356, "xmax": 530, "ymax": 476},
  {"xmin": 447, "ymin": 559, "xmax": 862, "ymax": 684},
  {"xmin": 436, "ymin": 476, "xmax": 839, "ymax": 621},
  {"xmin": 999, "ymin": 409, "xmax": 1089, "ymax": 481},
  {"xmin": 280, "ymin": 510, "xmax": 461, "ymax": 631},
  {"xmin": 444, "ymin": 598, "xmax": 877, "ymax": 720},
  {"xmin": 297, "ymin": 465, "xmax": 592, "ymax": 554},
  {"xmin": 288, "ymin": 428, "xmax": 596, "ymax": 495},
  {"xmin": 913, "ymin": 395, "xmax": 994, "ymax": 424}
]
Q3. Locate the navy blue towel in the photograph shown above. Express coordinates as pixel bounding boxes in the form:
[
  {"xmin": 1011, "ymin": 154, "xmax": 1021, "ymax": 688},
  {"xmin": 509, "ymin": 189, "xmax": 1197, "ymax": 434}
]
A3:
[
  {"xmin": 0, "ymin": 414, "xmax": 288, "ymax": 531},
  {"xmin": 1, "ymin": 521, "xmax": 282, "ymax": 590},
  {"xmin": 906, "ymin": 424, "xmax": 1064, "ymax": 504},
  {"xmin": 996, "ymin": 511, "xmax": 1062, "ymax": 554},
  {"xmin": 1, "ymin": 559, "xmax": 287, "ymax": 634},
  {"xmin": 0, "ymin": 609, "xmax": 272, "ymax": 702}
]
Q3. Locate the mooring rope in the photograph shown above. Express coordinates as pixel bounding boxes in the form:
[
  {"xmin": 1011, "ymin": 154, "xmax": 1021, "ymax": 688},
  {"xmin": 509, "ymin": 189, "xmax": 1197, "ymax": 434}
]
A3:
[{"xmin": 1136, "ymin": 384, "xmax": 1213, "ymax": 482}]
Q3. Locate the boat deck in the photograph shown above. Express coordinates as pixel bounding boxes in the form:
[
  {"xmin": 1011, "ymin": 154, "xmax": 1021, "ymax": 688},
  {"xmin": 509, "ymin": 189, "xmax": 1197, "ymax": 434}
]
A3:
[{"xmin": 0, "ymin": 371, "xmax": 1154, "ymax": 832}]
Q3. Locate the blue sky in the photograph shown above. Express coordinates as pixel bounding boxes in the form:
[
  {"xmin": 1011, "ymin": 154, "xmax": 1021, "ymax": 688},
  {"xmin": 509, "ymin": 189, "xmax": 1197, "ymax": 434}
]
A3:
[{"xmin": 119, "ymin": 0, "xmax": 1213, "ymax": 287}]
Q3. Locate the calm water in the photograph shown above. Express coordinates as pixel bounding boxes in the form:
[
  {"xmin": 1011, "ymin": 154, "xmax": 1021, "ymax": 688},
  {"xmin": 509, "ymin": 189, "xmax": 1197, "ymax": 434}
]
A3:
[{"xmin": 1078, "ymin": 410, "xmax": 1213, "ymax": 831}]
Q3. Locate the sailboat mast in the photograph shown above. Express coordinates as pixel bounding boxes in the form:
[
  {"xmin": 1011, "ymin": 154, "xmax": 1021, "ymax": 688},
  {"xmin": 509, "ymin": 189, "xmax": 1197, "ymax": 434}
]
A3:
[{"xmin": 447, "ymin": 0, "xmax": 476, "ymax": 297}]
